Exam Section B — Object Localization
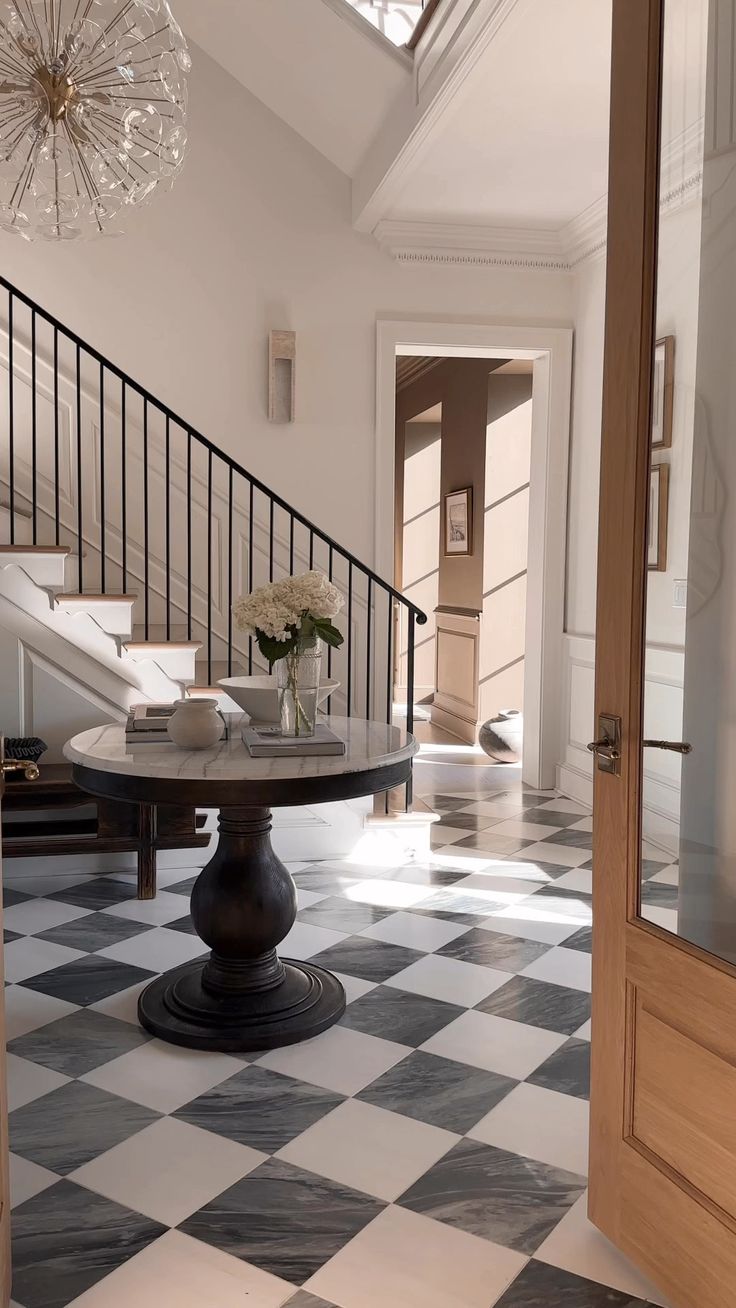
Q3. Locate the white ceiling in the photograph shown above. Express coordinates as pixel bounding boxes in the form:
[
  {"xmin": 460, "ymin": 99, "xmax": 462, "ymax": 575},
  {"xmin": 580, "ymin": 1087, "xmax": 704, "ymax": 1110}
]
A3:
[
  {"xmin": 387, "ymin": 0, "xmax": 613, "ymax": 230},
  {"xmin": 173, "ymin": 0, "xmax": 410, "ymax": 176}
]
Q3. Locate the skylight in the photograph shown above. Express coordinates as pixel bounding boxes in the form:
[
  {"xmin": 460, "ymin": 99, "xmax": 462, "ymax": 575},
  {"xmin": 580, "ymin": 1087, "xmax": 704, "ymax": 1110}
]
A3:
[{"xmin": 345, "ymin": 0, "xmax": 427, "ymax": 47}]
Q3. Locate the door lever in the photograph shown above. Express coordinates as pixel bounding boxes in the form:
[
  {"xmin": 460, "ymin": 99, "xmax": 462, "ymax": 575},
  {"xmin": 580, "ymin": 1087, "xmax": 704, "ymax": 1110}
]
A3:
[
  {"xmin": 587, "ymin": 714, "xmax": 622, "ymax": 775},
  {"xmin": 643, "ymin": 740, "xmax": 692, "ymax": 754}
]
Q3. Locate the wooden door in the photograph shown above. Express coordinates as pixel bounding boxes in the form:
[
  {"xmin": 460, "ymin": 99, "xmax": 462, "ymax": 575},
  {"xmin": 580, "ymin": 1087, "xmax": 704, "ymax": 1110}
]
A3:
[
  {"xmin": 590, "ymin": 1, "xmax": 736, "ymax": 1304},
  {"xmin": 0, "ymin": 752, "xmax": 10, "ymax": 1307}
]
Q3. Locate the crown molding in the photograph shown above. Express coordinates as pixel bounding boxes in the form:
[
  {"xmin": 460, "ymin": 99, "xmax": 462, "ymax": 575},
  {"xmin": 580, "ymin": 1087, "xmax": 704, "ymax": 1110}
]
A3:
[{"xmin": 374, "ymin": 220, "xmax": 570, "ymax": 271}]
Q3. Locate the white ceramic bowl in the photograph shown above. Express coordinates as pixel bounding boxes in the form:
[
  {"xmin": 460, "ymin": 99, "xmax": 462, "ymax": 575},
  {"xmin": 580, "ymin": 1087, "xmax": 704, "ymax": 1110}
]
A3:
[{"xmin": 217, "ymin": 675, "xmax": 340, "ymax": 722}]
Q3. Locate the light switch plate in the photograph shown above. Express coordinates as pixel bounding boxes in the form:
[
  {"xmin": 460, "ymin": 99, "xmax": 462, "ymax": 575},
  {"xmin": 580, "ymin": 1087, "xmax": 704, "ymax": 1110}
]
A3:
[{"xmin": 673, "ymin": 579, "xmax": 687, "ymax": 609}]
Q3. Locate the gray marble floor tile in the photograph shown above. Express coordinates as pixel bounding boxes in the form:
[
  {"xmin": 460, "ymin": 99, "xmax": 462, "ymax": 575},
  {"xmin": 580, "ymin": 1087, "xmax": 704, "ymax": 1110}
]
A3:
[
  {"xmin": 454, "ymin": 833, "xmax": 536, "ymax": 852},
  {"xmin": 10, "ymin": 1079, "xmax": 159, "ymax": 1174},
  {"xmin": 340, "ymin": 985, "xmax": 463, "ymax": 1046},
  {"xmin": 532, "ymin": 886, "xmax": 592, "ymax": 906},
  {"xmin": 438, "ymin": 928, "xmax": 551, "ymax": 972},
  {"xmin": 3, "ymin": 887, "xmax": 33, "ymax": 907},
  {"xmin": 477, "ymin": 976, "xmax": 591, "ymax": 1036},
  {"xmin": 309, "ymin": 936, "xmax": 425, "ymax": 983},
  {"xmin": 539, "ymin": 828, "xmax": 594, "ymax": 850},
  {"xmin": 4, "ymin": 928, "xmax": 21, "ymax": 943},
  {"xmin": 291, "ymin": 868, "xmax": 362, "ymax": 894},
  {"xmin": 502, "ymin": 859, "xmax": 574, "ymax": 882},
  {"xmin": 37, "ymin": 912, "xmax": 155, "ymax": 953},
  {"xmin": 423, "ymin": 794, "xmax": 473, "ymax": 813},
  {"xmin": 167, "ymin": 913, "xmax": 197, "ymax": 935},
  {"xmin": 296, "ymin": 896, "xmax": 392, "ymax": 934},
  {"xmin": 9, "ymin": 1008, "xmax": 151, "ymax": 1076},
  {"xmin": 641, "ymin": 858, "xmax": 669, "ymax": 880},
  {"xmin": 436, "ymin": 812, "xmax": 501, "ymax": 831},
  {"xmin": 166, "ymin": 874, "xmax": 199, "ymax": 896},
  {"xmin": 640, "ymin": 880, "xmax": 678, "ymax": 908},
  {"xmin": 285, "ymin": 1294, "xmax": 338, "ymax": 1308},
  {"xmin": 563, "ymin": 926, "xmax": 593, "ymax": 953},
  {"xmin": 416, "ymin": 888, "xmax": 523, "ymax": 918},
  {"xmin": 11, "ymin": 1179, "xmax": 165, "ymax": 1308},
  {"xmin": 47, "ymin": 877, "xmax": 139, "ymax": 909},
  {"xmin": 493, "ymin": 1259, "xmax": 649, "ymax": 1306},
  {"xmin": 527, "ymin": 1037, "xmax": 591, "ymax": 1100},
  {"xmin": 520, "ymin": 809, "xmax": 584, "ymax": 828},
  {"xmin": 180, "ymin": 1157, "xmax": 384, "ymax": 1285},
  {"xmin": 357, "ymin": 1049, "xmax": 517, "ymax": 1133},
  {"xmin": 409, "ymin": 904, "xmax": 486, "ymax": 927},
  {"xmin": 354, "ymin": 864, "xmax": 469, "ymax": 887},
  {"xmin": 19, "ymin": 954, "xmax": 155, "ymax": 1006},
  {"xmin": 398, "ymin": 1138, "xmax": 586, "ymax": 1255},
  {"xmin": 175, "ymin": 1065, "xmax": 344, "ymax": 1153}
]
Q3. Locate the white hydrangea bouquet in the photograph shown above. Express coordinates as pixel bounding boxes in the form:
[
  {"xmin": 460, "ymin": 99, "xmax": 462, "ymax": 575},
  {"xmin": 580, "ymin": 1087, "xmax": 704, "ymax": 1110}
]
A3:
[{"xmin": 233, "ymin": 571, "xmax": 344, "ymax": 736}]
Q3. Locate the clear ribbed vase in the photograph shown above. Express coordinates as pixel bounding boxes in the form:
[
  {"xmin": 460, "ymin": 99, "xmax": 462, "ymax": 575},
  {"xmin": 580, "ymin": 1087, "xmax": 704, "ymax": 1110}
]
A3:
[{"xmin": 276, "ymin": 638, "xmax": 322, "ymax": 737}]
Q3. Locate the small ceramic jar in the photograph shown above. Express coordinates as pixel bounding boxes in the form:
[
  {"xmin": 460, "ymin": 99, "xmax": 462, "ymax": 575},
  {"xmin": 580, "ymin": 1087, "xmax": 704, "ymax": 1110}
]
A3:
[{"xmin": 167, "ymin": 698, "xmax": 224, "ymax": 750}]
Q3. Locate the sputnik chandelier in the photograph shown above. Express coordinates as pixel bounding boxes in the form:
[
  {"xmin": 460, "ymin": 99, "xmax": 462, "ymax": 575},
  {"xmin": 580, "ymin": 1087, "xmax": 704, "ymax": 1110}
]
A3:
[{"xmin": 0, "ymin": 0, "xmax": 190, "ymax": 240}]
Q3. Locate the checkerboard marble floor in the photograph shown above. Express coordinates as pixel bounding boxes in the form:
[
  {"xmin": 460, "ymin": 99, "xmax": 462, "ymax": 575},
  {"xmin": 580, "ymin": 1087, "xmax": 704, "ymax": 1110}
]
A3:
[{"xmin": 3, "ymin": 776, "xmax": 672, "ymax": 1308}]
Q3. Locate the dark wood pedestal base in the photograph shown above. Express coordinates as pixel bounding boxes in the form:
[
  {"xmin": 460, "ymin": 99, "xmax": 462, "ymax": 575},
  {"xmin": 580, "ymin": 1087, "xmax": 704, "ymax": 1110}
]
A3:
[{"xmin": 138, "ymin": 805, "xmax": 345, "ymax": 1052}]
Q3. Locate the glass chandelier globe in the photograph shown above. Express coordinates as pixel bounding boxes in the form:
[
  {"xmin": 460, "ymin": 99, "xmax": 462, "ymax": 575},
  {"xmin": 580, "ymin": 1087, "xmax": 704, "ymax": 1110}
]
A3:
[{"xmin": 0, "ymin": 0, "xmax": 190, "ymax": 240}]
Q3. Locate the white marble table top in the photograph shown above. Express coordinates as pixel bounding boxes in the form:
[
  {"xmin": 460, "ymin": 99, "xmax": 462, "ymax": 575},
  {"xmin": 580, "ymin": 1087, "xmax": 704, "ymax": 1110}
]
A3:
[{"xmin": 64, "ymin": 715, "xmax": 417, "ymax": 783}]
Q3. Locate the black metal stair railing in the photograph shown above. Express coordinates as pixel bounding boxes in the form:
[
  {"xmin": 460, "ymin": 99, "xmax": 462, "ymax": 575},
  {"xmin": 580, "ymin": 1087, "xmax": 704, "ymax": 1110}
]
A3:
[{"xmin": 0, "ymin": 272, "xmax": 426, "ymax": 764}]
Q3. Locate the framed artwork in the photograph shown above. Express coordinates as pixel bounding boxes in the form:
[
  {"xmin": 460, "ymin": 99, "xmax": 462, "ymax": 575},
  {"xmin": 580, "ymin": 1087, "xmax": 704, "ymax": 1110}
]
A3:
[
  {"xmin": 648, "ymin": 463, "xmax": 669, "ymax": 571},
  {"xmin": 444, "ymin": 488, "xmax": 473, "ymax": 555},
  {"xmin": 652, "ymin": 335, "xmax": 674, "ymax": 449}
]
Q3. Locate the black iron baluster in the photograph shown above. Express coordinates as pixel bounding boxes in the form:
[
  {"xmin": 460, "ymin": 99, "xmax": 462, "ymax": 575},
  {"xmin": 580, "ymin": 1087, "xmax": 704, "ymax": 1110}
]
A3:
[
  {"xmin": 248, "ymin": 479, "xmax": 254, "ymax": 673},
  {"xmin": 365, "ymin": 576, "xmax": 372, "ymax": 720},
  {"xmin": 207, "ymin": 447, "xmax": 213, "ymax": 683},
  {"xmin": 31, "ymin": 310, "xmax": 37, "ymax": 544},
  {"xmin": 406, "ymin": 609, "xmax": 416, "ymax": 808},
  {"xmin": 346, "ymin": 561, "xmax": 353, "ymax": 716},
  {"xmin": 327, "ymin": 544, "xmax": 334, "ymax": 708},
  {"xmin": 165, "ymin": 415, "xmax": 171, "ymax": 641},
  {"xmin": 309, "ymin": 530, "xmax": 314, "ymax": 570},
  {"xmin": 99, "ymin": 363, "xmax": 106, "ymax": 592},
  {"xmin": 227, "ymin": 464, "xmax": 233, "ymax": 677},
  {"xmin": 121, "ymin": 381, "xmax": 127, "ymax": 592},
  {"xmin": 53, "ymin": 328, "xmax": 59, "ymax": 546},
  {"xmin": 269, "ymin": 498, "xmax": 274, "ymax": 582},
  {"xmin": 289, "ymin": 514, "xmax": 295, "ymax": 574},
  {"xmin": 386, "ymin": 595, "xmax": 393, "ymax": 725},
  {"xmin": 187, "ymin": 431, "xmax": 192, "ymax": 641},
  {"xmin": 143, "ymin": 397, "xmax": 149, "ymax": 638},
  {"xmin": 7, "ymin": 294, "xmax": 13, "ymax": 544},
  {"xmin": 76, "ymin": 342, "xmax": 83, "ymax": 592}
]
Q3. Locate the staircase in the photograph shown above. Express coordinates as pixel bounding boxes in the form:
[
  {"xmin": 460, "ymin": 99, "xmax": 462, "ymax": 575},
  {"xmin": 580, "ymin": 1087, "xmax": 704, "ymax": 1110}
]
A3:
[{"xmin": 0, "ymin": 273, "xmax": 426, "ymax": 796}]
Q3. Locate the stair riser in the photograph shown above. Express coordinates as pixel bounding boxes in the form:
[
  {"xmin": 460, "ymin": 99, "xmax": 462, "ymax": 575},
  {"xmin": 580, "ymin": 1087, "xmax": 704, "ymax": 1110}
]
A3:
[
  {"xmin": 56, "ymin": 600, "xmax": 135, "ymax": 639},
  {"xmin": 0, "ymin": 550, "xmax": 68, "ymax": 589}
]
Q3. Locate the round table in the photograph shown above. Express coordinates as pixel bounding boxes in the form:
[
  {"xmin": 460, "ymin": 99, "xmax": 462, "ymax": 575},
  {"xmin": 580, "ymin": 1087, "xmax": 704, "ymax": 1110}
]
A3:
[{"xmin": 64, "ymin": 716, "xmax": 417, "ymax": 1053}]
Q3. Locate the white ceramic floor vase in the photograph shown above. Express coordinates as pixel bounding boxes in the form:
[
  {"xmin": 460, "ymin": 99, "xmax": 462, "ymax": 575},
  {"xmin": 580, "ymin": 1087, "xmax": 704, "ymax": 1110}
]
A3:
[
  {"xmin": 167, "ymin": 699, "xmax": 225, "ymax": 750},
  {"xmin": 479, "ymin": 709, "xmax": 523, "ymax": 763}
]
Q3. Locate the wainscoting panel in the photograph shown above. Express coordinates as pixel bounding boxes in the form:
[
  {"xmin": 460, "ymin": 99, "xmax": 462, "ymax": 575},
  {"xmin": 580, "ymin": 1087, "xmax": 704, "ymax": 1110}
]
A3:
[{"xmin": 431, "ymin": 608, "xmax": 480, "ymax": 743}]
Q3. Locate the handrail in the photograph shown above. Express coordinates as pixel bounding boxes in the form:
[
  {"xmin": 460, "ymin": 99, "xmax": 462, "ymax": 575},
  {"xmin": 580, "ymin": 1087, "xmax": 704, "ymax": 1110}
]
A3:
[
  {"xmin": 0, "ymin": 271, "xmax": 426, "ymax": 624},
  {"xmin": 406, "ymin": 0, "xmax": 443, "ymax": 50}
]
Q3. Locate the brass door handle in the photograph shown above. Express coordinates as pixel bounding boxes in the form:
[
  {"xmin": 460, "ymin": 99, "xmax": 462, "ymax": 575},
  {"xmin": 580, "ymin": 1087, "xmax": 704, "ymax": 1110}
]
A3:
[
  {"xmin": 643, "ymin": 740, "xmax": 692, "ymax": 754},
  {"xmin": 587, "ymin": 739, "xmax": 622, "ymax": 763},
  {"xmin": 1, "ymin": 758, "xmax": 40, "ymax": 781}
]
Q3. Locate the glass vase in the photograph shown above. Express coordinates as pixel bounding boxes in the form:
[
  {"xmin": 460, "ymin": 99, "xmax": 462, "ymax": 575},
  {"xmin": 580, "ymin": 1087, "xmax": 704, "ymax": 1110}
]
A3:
[{"xmin": 277, "ymin": 639, "xmax": 322, "ymax": 737}]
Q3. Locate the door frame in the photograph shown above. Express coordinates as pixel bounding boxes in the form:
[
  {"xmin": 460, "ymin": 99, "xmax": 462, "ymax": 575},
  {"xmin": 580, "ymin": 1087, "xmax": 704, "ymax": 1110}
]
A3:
[{"xmin": 375, "ymin": 318, "xmax": 573, "ymax": 790}]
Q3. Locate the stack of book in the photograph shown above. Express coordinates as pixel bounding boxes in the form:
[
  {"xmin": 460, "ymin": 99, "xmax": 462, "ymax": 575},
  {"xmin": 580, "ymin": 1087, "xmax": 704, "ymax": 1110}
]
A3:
[
  {"xmin": 242, "ymin": 723, "xmax": 346, "ymax": 758},
  {"xmin": 125, "ymin": 704, "xmax": 177, "ymax": 745}
]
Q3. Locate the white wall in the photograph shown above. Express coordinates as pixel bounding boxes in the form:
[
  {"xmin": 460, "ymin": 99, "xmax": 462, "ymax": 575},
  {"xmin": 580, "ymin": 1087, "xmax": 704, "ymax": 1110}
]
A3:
[{"xmin": 0, "ymin": 45, "xmax": 573, "ymax": 575}]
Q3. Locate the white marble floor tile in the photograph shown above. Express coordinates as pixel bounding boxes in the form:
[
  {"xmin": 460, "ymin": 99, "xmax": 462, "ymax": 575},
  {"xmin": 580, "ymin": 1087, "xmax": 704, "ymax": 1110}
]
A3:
[
  {"xmin": 90, "ymin": 980, "xmax": 151, "ymax": 1026},
  {"xmin": 641, "ymin": 905, "xmax": 678, "ymax": 933},
  {"xmin": 535, "ymin": 1194, "xmax": 673, "ymax": 1306},
  {"xmin": 81, "ymin": 1039, "xmax": 245, "ymax": 1113},
  {"xmin": 472, "ymin": 911, "xmax": 575, "ymax": 946},
  {"xmin": 536, "ymin": 799, "xmax": 591, "ymax": 816},
  {"xmin": 72, "ymin": 1116, "xmax": 266, "ymax": 1227},
  {"xmin": 277, "ymin": 1098, "xmax": 457, "ymax": 1203},
  {"xmin": 649, "ymin": 864, "xmax": 679, "ymax": 885},
  {"xmin": 522, "ymin": 946, "xmax": 593, "ymax": 994},
  {"xmin": 567, "ymin": 816, "xmax": 594, "ymax": 833},
  {"xmin": 451, "ymin": 874, "xmax": 542, "ymax": 901},
  {"xmin": 422, "ymin": 1009, "xmax": 566, "ymax": 1080},
  {"xmin": 3, "ymin": 986, "xmax": 79, "ymax": 1041},
  {"xmin": 3, "ymin": 937, "xmax": 86, "ymax": 984},
  {"xmin": 103, "ymin": 890, "xmax": 195, "ymax": 926},
  {"xmin": 517, "ymin": 842, "xmax": 592, "ymax": 869},
  {"xmin": 344, "ymin": 879, "xmax": 431, "ymax": 909},
  {"xmin": 296, "ymin": 887, "xmax": 330, "ymax": 910},
  {"xmin": 457, "ymin": 800, "xmax": 527, "ymax": 819},
  {"xmin": 385, "ymin": 954, "xmax": 512, "ymax": 1008},
  {"xmin": 480, "ymin": 819, "xmax": 564, "ymax": 841},
  {"xmin": 280, "ymin": 920, "xmax": 348, "ymax": 961},
  {"xmin": 430, "ymin": 825, "xmax": 478, "ymax": 846},
  {"xmin": 554, "ymin": 867, "xmax": 594, "ymax": 895},
  {"xmin": 469, "ymin": 1082, "xmax": 589, "ymax": 1176},
  {"xmin": 9, "ymin": 1152, "xmax": 58, "ymax": 1209},
  {"xmin": 6, "ymin": 1052, "xmax": 70, "ymax": 1111},
  {"xmin": 331, "ymin": 971, "xmax": 377, "ymax": 1005},
  {"xmin": 65, "ymin": 1229, "xmax": 293, "ymax": 1308},
  {"xmin": 256, "ymin": 1024, "xmax": 409, "ymax": 1096},
  {"xmin": 307, "ymin": 1204, "xmax": 526, "ymax": 1308},
  {"xmin": 574, "ymin": 1018, "xmax": 592, "ymax": 1041},
  {"xmin": 360, "ymin": 911, "xmax": 469, "ymax": 952},
  {"xmin": 3, "ymin": 898, "xmax": 92, "ymax": 936},
  {"xmin": 98, "ymin": 926, "xmax": 208, "ymax": 972}
]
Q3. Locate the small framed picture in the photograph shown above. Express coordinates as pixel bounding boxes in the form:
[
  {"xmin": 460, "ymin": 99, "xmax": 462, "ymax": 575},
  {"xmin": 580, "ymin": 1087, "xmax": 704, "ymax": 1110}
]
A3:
[
  {"xmin": 652, "ymin": 335, "xmax": 674, "ymax": 449},
  {"xmin": 648, "ymin": 464, "xmax": 669, "ymax": 571},
  {"xmin": 444, "ymin": 488, "xmax": 473, "ymax": 556}
]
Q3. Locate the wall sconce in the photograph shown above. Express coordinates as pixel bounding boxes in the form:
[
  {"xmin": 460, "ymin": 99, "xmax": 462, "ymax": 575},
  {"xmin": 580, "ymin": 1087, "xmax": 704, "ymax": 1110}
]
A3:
[{"xmin": 269, "ymin": 330, "xmax": 296, "ymax": 424}]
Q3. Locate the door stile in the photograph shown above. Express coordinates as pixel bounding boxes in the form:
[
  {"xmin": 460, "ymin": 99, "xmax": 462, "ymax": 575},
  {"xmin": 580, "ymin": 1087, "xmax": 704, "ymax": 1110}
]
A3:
[{"xmin": 589, "ymin": 0, "xmax": 664, "ymax": 1243}]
